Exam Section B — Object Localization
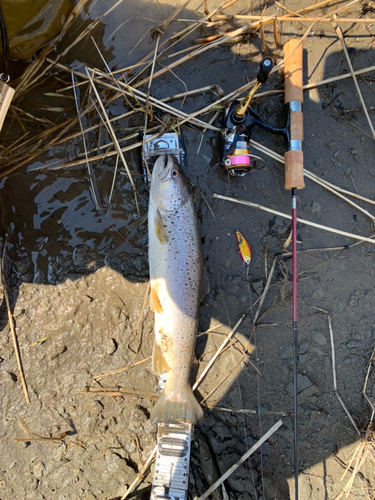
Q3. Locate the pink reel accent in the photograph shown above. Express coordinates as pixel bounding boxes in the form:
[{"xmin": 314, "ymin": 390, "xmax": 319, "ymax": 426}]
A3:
[{"xmin": 230, "ymin": 154, "xmax": 250, "ymax": 166}]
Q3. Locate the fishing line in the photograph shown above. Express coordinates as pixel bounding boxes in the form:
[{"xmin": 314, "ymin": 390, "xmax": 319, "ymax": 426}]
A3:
[
  {"xmin": 215, "ymin": 262, "xmax": 258, "ymax": 499},
  {"xmin": 246, "ymin": 263, "xmax": 265, "ymax": 499}
]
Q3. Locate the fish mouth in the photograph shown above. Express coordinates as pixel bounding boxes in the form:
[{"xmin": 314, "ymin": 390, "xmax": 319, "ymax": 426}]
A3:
[{"xmin": 158, "ymin": 155, "xmax": 171, "ymax": 182}]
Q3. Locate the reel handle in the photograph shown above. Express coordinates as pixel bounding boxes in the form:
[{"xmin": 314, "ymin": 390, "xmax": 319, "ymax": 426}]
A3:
[
  {"xmin": 283, "ymin": 39, "xmax": 305, "ymax": 190},
  {"xmin": 257, "ymin": 57, "xmax": 273, "ymax": 84}
]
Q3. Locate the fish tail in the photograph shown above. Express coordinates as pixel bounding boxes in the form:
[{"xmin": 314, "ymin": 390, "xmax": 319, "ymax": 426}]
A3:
[{"xmin": 150, "ymin": 384, "xmax": 203, "ymax": 425}]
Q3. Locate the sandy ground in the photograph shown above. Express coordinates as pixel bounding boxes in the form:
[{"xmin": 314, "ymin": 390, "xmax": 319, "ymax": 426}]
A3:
[{"xmin": 0, "ymin": 0, "xmax": 375, "ymax": 499}]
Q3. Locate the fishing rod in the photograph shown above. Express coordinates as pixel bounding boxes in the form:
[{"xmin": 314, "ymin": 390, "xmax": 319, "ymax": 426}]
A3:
[
  {"xmin": 221, "ymin": 40, "xmax": 304, "ymax": 499},
  {"xmin": 283, "ymin": 38, "xmax": 305, "ymax": 500}
]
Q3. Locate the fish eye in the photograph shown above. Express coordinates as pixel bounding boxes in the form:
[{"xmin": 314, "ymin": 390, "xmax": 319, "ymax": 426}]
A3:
[{"xmin": 171, "ymin": 169, "xmax": 179, "ymax": 178}]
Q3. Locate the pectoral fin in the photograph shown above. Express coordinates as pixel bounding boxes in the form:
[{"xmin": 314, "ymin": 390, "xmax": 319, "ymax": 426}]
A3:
[
  {"xmin": 150, "ymin": 286, "xmax": 163, "ymax": 314},
  {"xmin": 129, "ymin": 210, "xmax": 148, "ymax": 228},
  {"xmin": 154, "ymin": 209, "xmax": 169, "ymax": 244},
  {"xmin": 152, "ymin": 342, "xmax": 171, "ymax": 375}
]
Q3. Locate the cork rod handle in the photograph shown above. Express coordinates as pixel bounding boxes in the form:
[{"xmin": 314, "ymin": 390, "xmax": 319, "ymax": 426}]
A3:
[{"xmin": 283, "ymin": 39, "xmax": 305, "ymax": 190}]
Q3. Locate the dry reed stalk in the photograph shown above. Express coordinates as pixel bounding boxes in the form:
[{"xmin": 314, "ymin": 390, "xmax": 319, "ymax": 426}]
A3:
[
  {"xmin": 253, "ymin": 256, "xmax": 278, "ymax": 326},
  {"xmin": 212, "ymin": 193, "xmax": 375, "ymax": 245},
  {"xmin": 193, "ymin": 314, "xmax": 245, "ymax": 391},
  {"xmin": 60, "ymin": 131, "xmax": 161, "ymax": 169},
  {"xmin": 135, "ymin": 282, "xmax": 150, "ymax": 354},
  {"xmin": 124, "ymin": 0, "xmax": 240, "ymax": 85},
  {"xmin": 332, "ymin": 15, "xmax": 375, "ymax": 139},
  {"xmin": 209, "ymin": 0, "xmax": 361, "ymax": 45},
  {"xmin": 218, "ymin": 15, "xmax": 373, "ymax": 23},
  {"xmin": 16, "ymin": 0, "xmax": 131, "ymax": 98},
  {"xmin": 363, "ymin": 347, "xmax": 375, "ymax": 417},
  {"xmin": 55, "ymin": 61, "xmax": 221, "ymax": 132},
  {"xmin": 294, "ymin": 0, "xmax": 345, "ymax": 14},
  {"xmin": 195, "ymin": 0, "xmax": 340, "ymax": 43},
  {"xmin": 120, "ymin": 445, "xmax": 157, "ymax": 499},
  {"xmin": 85, "ymin": 68, "xmax": 140, "ymax": 214},
  {"xmin": 251, "ymin": 64, "xmax": 375, "ymax": 101},
  {"xmin": 2, "ymin": 283, "xmax": 30, "ymax": 404},
  {"xmin": 275, "ymin": 1, "xmax": 301, "ymax": 17},
  {"xmin": 94, "ymin": 356, "xmax": 152, "ymax": 382},
  {"xmin": 203, "ymin": 0, "xmax": 209, "ymax": 16},
  {"xmin": 205, "ymin": 405, "xmax": 256, "ymax": 414},
  {"xmin": 14, "ymin": 0, "xmax": 91, "ymax": 98},
  {"xmin": 198, "ymin": 323, "xmax": 224, "ymax": 335},
  {"xmin": 132, "ymin": 18, "xmax": 256, "ymax": 90},
  {"xmin": 0, "ymin": 246, "xmax": 29, "ymax": 404},
  {"xmin": 335, "ymin": 444, "xmax": 371, "ymax": 500},
  {"xmin": 1, "ymin": 114, "xmax": 73, "ymax": 158},
  {"xmin": 0, "ymin": 130, "xmax": 29, "ymax": 156},
  {"xmin": 217, "ymin": 10, "xmax": 374, "ymax": 23},
  {"xmin": 197, "ymin": 419, "xmax": 283, "ymax": 500},
  {"xmin": 72, "ymin": 71, "xmax": 105, "ymax": 212},
  {"xmin": 249, "ymin": 139, "xmax": 375, "ymax": 212},
  {"xmin": 281, "ymin": 232, "xmax": 375, "ymax": 256},
  {"xmin": 260, "ymin": 23, "xmax": 266, "ymax": 53},
  {"xmin": 200, "ymin": 354, "xmax": 245, "ymax": 404},
  {"xmin": 96, "ymin": 72, "xmax": 221, "ymax": 131},
  {"xmin": 128, "ymin": 0, "xmax": 194, "ymax": 86},
  {"xmin": 11, "ymin": 105, "xmax": 54, "ymax": 126},
  {"xmin": 54, "ymin": 65, "xmax": 222, "ymax": 142},
  {"xmin": 15, "ymin": 417, "xmax": 67, "ymax": 443},
  {"xmin": 83, "ymin": 388, "xmax": 158, "ymax": 400},
  {"xmin": 141, "ymin": 34, "xmax": 160, "ymax": 181},
  {"xmin": 0, "ymin": 112, "xmax": 82, "ymax": 177},
  {"xmin": 314, "ymin": 307, "xmax": 361, "ymax": 436}
]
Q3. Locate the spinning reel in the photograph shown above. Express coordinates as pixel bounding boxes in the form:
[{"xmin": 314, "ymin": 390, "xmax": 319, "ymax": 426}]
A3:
[{"xmin": 222, "ymin": 57, "xmax": 290, "ymax": 176}]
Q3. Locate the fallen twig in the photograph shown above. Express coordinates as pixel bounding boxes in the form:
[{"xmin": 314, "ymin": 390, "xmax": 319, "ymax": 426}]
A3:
[
  {"xmin": 15, "ymin": 417, "xmax": 67, "ymax": 443},
  {"xmin": 200, "ymin": 354, "xmax": 245, "ymax": 404},
  {"xmin": 212, "ymin": 193, "xmax": 375, "ymax": 245},
  {"xmin": 193, "ymin": 314, "xmax": 245, "ymax": 391},
  {"xmin": 120, "ymin": 445, "xmax": 157, "ymax": 499},
  {"xmin": 133, "ymin": 282, "xmax": 151, "ymax": 354},
  {"xmin": 197, "ymin": 419, "xmax": 283, "ymax": 500},
  {"xmin": 253, "ymin": 256, "xmax": 278, "ymax": 326},
  {"xmin": 85, "ymin": 67, "xmax": 140, "ymax": 215},
  {"xmin": 314, "ymin": 307, "xmax": 360, "ymax": 435},
  {"xmin": 249, "ymin": 139, "xmax": 375, "ymax": 212},
  {"xmin": 93, "ymin": 356, "xmax": 152, "ymax": 382},
  {"xmin": 332, "ymin": 15, "xmax": 375, "ymax": 140},
  {"xmin": 82, "ymin": 387, "xmax": 157, "ymax": 400},
  {"xmin": 0, "ymin": 247, "xmax": 29, "ymax": 404},
  {"xmin": 363, "ymin": 346, "xmax": 375, "ymax": 419},
  {"xmin": 71, "ymin": 71, "xmax": 105, "ymax": 212}
]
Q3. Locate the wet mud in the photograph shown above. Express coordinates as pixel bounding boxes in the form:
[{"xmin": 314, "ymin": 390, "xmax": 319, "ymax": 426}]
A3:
[{"xmin": 0, "ymin": 1, "xmax": 375, "ymax": 499}]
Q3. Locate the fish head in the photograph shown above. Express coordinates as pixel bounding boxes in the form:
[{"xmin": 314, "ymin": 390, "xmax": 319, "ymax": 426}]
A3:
[{"xmin": 151, "ymin": 154, "xmax": 189, "ymax": 212}]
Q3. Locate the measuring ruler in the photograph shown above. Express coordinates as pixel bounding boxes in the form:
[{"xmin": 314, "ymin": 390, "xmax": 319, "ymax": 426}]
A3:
[{"xmin": 150, "ymin": 375, "xmax": 193, "ymax": 500}]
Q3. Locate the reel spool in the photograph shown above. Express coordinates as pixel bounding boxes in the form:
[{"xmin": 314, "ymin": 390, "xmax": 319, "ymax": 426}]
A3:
[{"xmin": 223, "ymin": 136, "xmax": 266, "ymax": 176}]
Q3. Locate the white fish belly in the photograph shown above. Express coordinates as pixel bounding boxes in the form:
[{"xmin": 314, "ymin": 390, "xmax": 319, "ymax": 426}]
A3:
[{"xmin": 149, "ymin": 196, "xmax": 203, "ymax": 396}]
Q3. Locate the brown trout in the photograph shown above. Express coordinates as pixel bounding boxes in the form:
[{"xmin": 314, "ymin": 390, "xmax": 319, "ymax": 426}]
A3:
[{"xmin": 148, "ymin": 154, "xmax": 204, "ymax": 425}]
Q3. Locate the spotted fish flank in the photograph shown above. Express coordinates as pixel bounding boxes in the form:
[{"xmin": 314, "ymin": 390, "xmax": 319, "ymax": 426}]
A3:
[{"xmin": 148, "ymin": 154, "xmax": 204, "ymax": 425}]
